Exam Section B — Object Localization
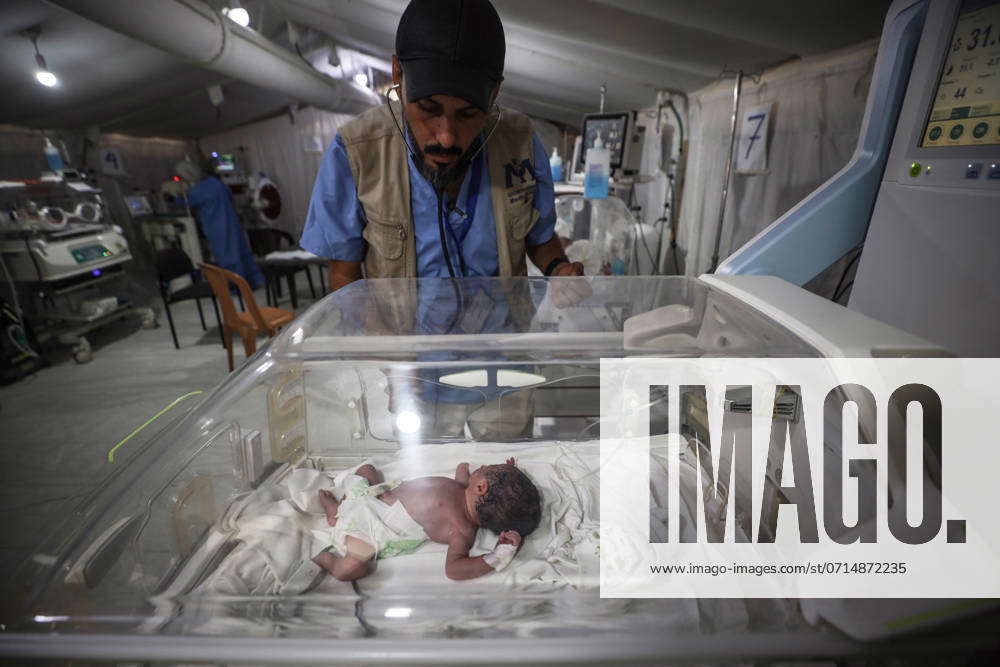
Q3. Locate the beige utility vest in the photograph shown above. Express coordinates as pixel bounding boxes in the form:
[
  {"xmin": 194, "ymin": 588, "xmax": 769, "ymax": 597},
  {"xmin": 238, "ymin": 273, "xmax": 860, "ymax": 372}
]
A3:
[{"xmin": 338, "ymin": 103, "xmax": 540, "ymax": 279}]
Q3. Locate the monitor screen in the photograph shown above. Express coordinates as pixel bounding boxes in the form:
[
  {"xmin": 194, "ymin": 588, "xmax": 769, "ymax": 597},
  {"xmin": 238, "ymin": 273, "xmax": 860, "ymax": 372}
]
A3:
[
  {"xmin": 123, "ymin": 195, "xmax": 151, "ymax": 215},
  {"xmin": 215, "ymin": 154, "xmax": 236, "ymax": 172},
  {"xmin": 921, "ymin": 0, "xmax": 1000, "ymax": 147},
  {"xmin": 581, "ymin": 113, "xmax": 629, "ymax": 169}
]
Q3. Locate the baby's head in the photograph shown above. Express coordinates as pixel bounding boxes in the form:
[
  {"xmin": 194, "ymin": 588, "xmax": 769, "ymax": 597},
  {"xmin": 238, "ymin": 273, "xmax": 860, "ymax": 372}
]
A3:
[{"xmin": 470, "ymin": 463, "xmax": 542, "ymax": 538}]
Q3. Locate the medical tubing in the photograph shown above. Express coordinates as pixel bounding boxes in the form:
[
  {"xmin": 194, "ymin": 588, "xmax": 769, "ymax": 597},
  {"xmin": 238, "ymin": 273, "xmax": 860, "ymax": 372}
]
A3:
[
  {"xmin": 106, "ymin": 391, "xmax": 204, "ymax": 463},
  {"xmin": 667, "ymin": 100, "xmax": 684, "ymax": 155},
  {"xmin": 710, "ymin": 70, "xmax": 742, "ymax": 272},
  {"xmin": 350, "ymin": 580, "xmax": 377, "ymax": 637}
]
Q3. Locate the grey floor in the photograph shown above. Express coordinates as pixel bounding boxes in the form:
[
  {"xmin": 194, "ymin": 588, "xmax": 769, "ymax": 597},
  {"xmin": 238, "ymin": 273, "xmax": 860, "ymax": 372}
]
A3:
[{"xmin": 0, "ymin": 281, "xmax": 322, "ymax": 580}]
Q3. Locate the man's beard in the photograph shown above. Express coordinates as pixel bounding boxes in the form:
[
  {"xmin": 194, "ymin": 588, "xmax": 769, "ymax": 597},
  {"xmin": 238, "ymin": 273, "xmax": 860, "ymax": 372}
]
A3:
[{"xmin": 411, "ymin": 132, "xmax": 483, "ymax": 193}]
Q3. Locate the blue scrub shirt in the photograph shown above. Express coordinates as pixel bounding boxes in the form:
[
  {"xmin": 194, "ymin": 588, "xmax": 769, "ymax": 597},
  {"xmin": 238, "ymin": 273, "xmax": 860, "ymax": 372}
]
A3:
[
  {"xmin": 300, "ymin": 132, "xmax": 556, "ymax": 277},
  {"xmin": 185, "ymin": 177, "xmax": 264, "ymax": 289}
]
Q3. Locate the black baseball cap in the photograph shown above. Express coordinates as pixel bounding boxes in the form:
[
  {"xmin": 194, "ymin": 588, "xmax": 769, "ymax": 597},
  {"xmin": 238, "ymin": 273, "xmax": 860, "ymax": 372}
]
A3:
[{"xmin": 395, "ymin": 0, "xmax": 505, "ymax": 112}]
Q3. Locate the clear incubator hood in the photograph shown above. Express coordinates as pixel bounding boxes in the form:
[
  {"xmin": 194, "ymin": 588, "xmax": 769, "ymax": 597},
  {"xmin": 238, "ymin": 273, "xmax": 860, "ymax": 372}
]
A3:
[{"xmin": 3, "ymin": 276, "xmax": 914, "ymax": 665}]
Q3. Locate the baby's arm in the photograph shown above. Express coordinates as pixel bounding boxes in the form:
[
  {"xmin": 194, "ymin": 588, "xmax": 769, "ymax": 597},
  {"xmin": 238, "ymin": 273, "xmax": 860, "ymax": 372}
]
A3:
[
  {"xmin": 444, "ymin": 527, "xmax": 492, "ymax": 580},
  {"xmin": 444, "ymin": 527, "xmax": 522, "ymax": 580},
  {"xmin": 354, "ymin": 463, "xmax": 384, "ymax": 487},
  {"xmin": 455, "ymin": 462, "xmax": 470, "ymax": 486}
]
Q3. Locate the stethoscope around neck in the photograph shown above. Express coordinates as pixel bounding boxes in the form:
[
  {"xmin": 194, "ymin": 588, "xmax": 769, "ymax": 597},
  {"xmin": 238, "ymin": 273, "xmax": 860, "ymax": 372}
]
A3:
[{"xmin": 384, "ymin": 84, "xmax": 503, "ymax": 279}]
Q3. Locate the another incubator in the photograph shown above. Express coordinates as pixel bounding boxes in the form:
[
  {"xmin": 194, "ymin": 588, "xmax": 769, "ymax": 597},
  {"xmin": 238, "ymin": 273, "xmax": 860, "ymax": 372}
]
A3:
[{"xmin": 5, "ymin": 276, "xmax": 994, "ymax": 664}]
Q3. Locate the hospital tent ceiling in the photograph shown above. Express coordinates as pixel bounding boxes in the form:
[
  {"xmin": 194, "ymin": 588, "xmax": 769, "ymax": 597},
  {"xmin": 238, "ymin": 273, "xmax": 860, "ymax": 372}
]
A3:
[{"xmin": 1, "ymin": 0, "xmax": 892, "ymax": 137}]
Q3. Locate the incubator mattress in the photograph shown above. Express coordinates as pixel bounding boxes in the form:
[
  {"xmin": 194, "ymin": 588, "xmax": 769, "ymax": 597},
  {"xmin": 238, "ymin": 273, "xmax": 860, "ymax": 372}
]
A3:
[{"xmin": 167, "ymin": 441, "xmax": 804, "ymax": 638}]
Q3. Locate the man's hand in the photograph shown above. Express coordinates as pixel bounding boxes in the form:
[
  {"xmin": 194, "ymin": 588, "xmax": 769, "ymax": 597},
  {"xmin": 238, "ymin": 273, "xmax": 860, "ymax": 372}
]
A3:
[
  {"xmin": 550, "ymin": 260, "xmax": 584, "ymax": 277},
  {"xmin": 547, "ymin": 273, "xmax": 592, "ymax": 308},
  {"xmin": 328, "ymin": 260, "xmax": 363, "ymax": 292}
]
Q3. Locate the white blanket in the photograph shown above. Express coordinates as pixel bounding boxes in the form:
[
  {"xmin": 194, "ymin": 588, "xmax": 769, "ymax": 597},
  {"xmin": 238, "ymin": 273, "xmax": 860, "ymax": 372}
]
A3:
[{"xmin": 190, "ymin": 441, "xmax": 798, "ymax": 637}]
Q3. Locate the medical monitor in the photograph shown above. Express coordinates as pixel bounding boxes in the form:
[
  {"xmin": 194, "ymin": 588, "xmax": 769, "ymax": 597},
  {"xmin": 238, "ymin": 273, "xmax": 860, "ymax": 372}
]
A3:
[
  {"xmin": 214, "ymin": 153, "xmax": 236, "ymax": 173},
  {"xmin": 920, "ymin": 0, "xmax": 1000, "ymax": 147},
  {"xmin": 123, "ymin": 195, "xmax": 152, "ymax": 216},
  {"xmin": 581, "ymin": 113, "xmax": 630, "ymax": 169}
]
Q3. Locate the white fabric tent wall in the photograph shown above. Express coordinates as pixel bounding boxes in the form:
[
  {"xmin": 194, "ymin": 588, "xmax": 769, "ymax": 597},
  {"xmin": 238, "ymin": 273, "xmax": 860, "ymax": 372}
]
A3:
[
  {"xmin": 95, "ymin": 133, "xmax": 196, "ymax": 191},
  {"xmin": 200, "ymin": 107, "xmax": 355, "ymax": 239},
  {"xmin": 678, "ymin": 40, "xmax": 878, "ymax": 277}
]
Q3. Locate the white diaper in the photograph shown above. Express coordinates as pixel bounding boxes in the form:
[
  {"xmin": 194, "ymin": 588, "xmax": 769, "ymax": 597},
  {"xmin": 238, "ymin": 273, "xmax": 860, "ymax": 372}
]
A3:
[{"xmin": 330, "ymin": 475, "xmax": 428, "ymax": 559}]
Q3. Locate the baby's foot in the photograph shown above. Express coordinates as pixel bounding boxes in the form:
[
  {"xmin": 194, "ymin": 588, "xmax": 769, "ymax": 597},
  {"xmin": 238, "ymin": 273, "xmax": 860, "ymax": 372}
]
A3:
[
  {"xmin": 312, "ymin": 551, "xmax": 337, "ymax": 573},
  {"xmin": 318, "ymin": 489, "xmax": 339, "ymax": 526}
]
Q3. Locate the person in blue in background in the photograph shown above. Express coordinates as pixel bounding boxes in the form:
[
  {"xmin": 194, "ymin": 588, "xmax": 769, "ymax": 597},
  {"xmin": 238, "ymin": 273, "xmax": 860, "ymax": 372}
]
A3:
[{"xmin": 175, "ymin": 159, "xmax": 264, "ymax": 289}]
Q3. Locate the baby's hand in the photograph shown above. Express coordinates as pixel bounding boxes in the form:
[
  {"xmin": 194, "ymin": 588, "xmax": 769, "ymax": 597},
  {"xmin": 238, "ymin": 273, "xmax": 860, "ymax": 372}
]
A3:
[
  {"xmin": 505, "ymin": 457, "xmax": 516, "ymax": 466},
  {"xmin": 455, "ymin": 462, "xmax": 470, "ymax": 484},
  {"xmin": 497, "ymin": 530, "xmax": 522, "ymax": 548}
]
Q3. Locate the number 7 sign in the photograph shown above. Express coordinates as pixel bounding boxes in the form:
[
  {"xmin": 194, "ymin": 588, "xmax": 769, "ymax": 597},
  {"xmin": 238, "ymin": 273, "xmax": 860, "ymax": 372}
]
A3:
[{"xmin": 737, "ymin": 103, "xmax": 773, "ymax": 174}]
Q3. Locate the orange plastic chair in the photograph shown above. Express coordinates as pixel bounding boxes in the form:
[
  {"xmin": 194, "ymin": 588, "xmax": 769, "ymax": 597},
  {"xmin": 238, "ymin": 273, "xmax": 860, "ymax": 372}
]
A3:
[{"xmin": 200, "ymin": 263, "xmax": 294, "ymax": 371}]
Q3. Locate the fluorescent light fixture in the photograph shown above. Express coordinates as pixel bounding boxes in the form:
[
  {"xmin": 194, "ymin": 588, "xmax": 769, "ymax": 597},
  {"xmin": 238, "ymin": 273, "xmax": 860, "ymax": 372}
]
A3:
[
  {"xmin": 384, "ymin": 607, "xmax": 412, "ymax": 618},
  {"xmin": 224, "ymin": 6, "xmax": 251, "ymax": 27},
  {"xmin": 395, "ymin": 410, "xmax": 421, "ymax": 434},
  {"xmin": 35, "ymin": 69, "xmax": 58, "ymax": 87},
  {"xmin": 34, "ymin": 615, "xmax": 70, "ymax": 623},
  {"xmin": 354, "ymin": 72, "xmax": 369, "ymax": 88}
]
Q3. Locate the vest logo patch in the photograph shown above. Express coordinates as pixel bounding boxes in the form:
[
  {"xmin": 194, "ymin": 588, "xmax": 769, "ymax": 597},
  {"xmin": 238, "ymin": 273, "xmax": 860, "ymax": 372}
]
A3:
[{"xmin": 504, "ymin": 158, "xmax": 536, "ymax": 189}]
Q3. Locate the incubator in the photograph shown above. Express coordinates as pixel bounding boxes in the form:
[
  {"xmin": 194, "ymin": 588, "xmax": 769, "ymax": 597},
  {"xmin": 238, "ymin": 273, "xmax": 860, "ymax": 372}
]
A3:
[{"xmin": 5, "ymin": 275, "xmax": 992, "ymax": 664}]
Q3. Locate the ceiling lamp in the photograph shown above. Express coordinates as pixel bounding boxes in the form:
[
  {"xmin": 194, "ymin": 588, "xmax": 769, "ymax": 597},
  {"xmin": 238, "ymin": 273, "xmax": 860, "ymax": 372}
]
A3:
[
  {"xmin": 22, "ymin": 27, "xmax": 58, "ymax": 88},
  {"xmin": 223, "ymin": 3, "xmax": 251, "ymax": 28}
]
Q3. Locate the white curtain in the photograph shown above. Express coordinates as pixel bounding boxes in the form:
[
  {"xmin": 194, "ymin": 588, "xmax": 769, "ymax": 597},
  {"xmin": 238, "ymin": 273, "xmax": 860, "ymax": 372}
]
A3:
[{"xmin": 678, "ymin": 40, "xmax": 878, "ymax": 276}]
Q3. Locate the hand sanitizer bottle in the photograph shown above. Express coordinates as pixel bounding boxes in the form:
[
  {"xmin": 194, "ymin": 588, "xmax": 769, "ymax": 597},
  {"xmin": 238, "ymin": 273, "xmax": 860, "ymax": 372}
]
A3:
[
  {"xmin": 43, "ymin": 137, "xmax": 65, "ymax": 173},
  {"xmin": 549, "ymin": 147, "xmax": 563, "ymax": 182},
  {"xmin": 584, "ymin": 132, "xmax": 609, "ymax": 199}
]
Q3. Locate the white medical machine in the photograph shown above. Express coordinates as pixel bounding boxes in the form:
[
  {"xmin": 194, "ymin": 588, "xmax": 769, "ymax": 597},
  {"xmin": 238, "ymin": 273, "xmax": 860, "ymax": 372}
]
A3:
[
  {"xmin": 719, "ymin": 0, "xmax": 1000, "ymax": 357},
  {"xmin": 0, "ymin": 179, "xmax": 147, "ymax": 362}
]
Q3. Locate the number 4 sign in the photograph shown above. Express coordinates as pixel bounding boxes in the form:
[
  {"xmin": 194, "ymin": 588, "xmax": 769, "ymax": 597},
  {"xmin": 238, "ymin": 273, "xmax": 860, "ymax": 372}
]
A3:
[
  {"xmin": 101, "ymin": 146, "xmax": 127, "ymax": 176},
  {"xmin": 736, "ymin": 103, "xmax": 772, "ymax": 174}
]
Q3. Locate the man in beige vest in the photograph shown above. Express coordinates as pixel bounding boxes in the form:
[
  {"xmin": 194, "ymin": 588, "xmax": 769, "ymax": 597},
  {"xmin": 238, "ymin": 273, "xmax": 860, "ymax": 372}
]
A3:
[{"xmin": 299, "ymin": 0, "xmax": 584, "ymax": 289}]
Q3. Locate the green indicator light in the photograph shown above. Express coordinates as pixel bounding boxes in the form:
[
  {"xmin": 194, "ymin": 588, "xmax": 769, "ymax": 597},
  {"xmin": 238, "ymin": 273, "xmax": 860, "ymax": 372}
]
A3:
[{"xmin": 910, "ymin": 163, "xmax": 921, "ymax": 177}]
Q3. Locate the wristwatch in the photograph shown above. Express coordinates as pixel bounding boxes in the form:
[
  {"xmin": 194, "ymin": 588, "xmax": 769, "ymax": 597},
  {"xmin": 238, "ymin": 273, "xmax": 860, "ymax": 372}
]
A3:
[{"xmin": 543, "ymin": 257, "xmax": 569, "ymax": 276}]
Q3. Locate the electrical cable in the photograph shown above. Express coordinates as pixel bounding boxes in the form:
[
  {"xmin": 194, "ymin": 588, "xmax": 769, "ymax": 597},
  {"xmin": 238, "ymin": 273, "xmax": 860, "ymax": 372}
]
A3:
[
  {"xmin": 668, "ymin": 178, "xmax": 680, "ymax": 274},
  {"xmin": 832, "ymin": 247, "xmax": 863, "ymax": 303},
  {"xmin": 0, "ymin": 252, "xmax": 39, "ymax": 359},
  {"xmin": 834, "ymin": 280, "xmax": 855, "ymax": 304},
  {"xmin": 294, "ymin": 42, "xmax": 315, "ymax": 70},
  {"xmin": 627, "ymin": 185, "xmax": 657, "ymax": 274}
]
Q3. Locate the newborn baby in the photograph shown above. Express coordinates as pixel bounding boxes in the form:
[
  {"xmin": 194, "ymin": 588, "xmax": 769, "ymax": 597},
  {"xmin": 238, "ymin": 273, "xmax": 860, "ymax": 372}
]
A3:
[{"xmin": 312, "ymin": 458, "xmax": 541, "ymax": 581}]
